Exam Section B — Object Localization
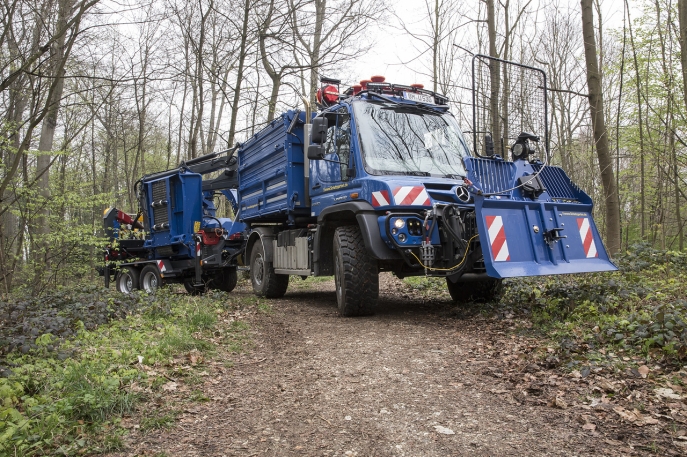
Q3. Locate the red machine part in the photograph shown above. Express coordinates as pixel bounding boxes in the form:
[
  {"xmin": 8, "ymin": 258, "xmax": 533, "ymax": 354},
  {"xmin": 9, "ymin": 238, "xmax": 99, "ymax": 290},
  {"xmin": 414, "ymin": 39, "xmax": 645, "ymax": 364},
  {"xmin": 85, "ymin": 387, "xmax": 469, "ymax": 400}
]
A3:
[{"xmin": 197, "ymin": 228, "xmax": 223, "ymax": 245}]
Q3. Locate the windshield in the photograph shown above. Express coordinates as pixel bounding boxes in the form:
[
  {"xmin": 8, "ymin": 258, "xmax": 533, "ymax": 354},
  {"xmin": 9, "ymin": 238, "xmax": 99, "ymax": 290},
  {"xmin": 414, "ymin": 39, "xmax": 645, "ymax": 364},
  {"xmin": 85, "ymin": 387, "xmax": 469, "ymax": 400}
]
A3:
[{"xmin": 353, "ymin": 100, "xmax": 470, "ymax": 177}]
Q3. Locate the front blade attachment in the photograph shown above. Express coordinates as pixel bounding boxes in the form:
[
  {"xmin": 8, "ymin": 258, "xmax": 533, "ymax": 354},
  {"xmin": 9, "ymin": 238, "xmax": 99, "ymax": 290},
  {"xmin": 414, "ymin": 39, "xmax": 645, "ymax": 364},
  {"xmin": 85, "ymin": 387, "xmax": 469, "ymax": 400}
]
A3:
[{"xmin": 474, "ymin": 197, "xmax": 617, "ymax": 278}]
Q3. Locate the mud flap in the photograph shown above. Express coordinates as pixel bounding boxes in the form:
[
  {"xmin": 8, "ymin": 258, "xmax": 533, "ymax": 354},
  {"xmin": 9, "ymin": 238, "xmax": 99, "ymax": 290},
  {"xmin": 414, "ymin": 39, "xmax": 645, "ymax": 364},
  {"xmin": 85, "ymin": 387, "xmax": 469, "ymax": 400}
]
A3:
[{"xmin": 474, "ymin": 196, "xmax": 617, "ymax": 278}]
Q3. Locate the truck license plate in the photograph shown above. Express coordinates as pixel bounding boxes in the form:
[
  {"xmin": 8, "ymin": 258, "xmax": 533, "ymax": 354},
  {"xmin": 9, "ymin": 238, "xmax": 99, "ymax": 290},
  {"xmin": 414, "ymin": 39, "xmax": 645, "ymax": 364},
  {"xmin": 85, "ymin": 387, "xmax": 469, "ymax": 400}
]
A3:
[{"xmin": 403, "ymin": 91, "xmax": 434, "ymax": 104}]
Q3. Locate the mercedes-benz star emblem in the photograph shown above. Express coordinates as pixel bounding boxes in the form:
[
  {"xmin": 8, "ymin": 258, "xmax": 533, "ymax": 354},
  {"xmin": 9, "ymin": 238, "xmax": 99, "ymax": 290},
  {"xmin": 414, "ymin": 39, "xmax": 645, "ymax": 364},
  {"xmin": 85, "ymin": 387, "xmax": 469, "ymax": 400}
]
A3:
[{"xmin": 456, "ymin": 186, "xmax": 471, "ymax": 202}]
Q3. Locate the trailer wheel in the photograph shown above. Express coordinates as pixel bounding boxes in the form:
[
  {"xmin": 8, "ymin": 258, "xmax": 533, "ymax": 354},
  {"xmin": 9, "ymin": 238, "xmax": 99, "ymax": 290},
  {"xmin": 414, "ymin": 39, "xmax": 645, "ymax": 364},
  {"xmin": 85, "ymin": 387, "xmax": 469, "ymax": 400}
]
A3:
[
  {"xmin": 184, "ymin": 281, "xmax": 206, "ymax": 296},
  {"xmin": 446, "ymin": 278, "xmax": 504, "ymax": 303},
  {"xmin": 213, "ymin": 267, "xmax": 238, "ymax": 293},
  {"xmin": 250, "ymin": 238, "xmax": 288, "ymax": 298},
  {"xmin": 334, "ymin": 226, "xmax": 378, "ymax": 316},
  {"xmin": 115, "ymin": 266, "xmax": 139, "ymax": 294},
  {"xmin": 140, "ymin": 265, "xmax": 162, "ymax": 294}
]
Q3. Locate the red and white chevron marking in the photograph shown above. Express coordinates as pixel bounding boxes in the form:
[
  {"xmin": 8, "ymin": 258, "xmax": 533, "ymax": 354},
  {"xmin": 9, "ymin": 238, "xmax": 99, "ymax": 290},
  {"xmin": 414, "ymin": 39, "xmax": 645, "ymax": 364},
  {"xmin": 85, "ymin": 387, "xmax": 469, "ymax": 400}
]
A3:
[
  {"xmin": 157, "ymin": 260, "xmax": 166, "ymax": 272},
  {"xmin": 577, "ymin": 217, "xmax": 598, "ymax": 258},
  {"xmin": 486, "ymin": 215, "xmax": 510, "ymax": 262},
  {"xmin": 371, "ymin": 190, "xmax": 390, "ymax": 207},
  {"xmin": 196, "ymin": 242, "xmax": 201, "ymax": 257},
  {"xmin": 392, "ymin": 186, "xmax": 431, "ymax": 206}
]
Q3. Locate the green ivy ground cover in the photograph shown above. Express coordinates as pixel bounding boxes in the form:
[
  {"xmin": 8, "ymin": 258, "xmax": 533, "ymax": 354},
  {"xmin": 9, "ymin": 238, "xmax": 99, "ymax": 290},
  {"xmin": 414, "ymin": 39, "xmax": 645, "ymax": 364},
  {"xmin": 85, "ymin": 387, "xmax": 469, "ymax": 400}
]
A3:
[
  {"xmin": 403, "ymin": 244, "xmax": 687, "ymax": 371},
  {"xmin": 0, "ymin": 287, "xmax": 248, "ymax": 456},
  {"xmin": 502, "ymin": 244, "xmax": 687, "ymax": 370}
]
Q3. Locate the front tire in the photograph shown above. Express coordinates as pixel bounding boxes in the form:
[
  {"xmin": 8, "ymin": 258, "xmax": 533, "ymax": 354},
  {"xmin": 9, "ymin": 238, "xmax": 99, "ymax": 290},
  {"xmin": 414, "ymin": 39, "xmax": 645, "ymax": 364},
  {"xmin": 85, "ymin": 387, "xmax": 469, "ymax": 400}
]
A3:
[
  {"xmin": 250, "ymin": 238, "xmax": 289, "ymax": 298},
  {"xmin": 446, "ymin": 277, "xmax": 504, "ymax": 303},
  {"xmin": 333, "ymin": 226, "xmax": 378, "ymax": 316},
  {"xmin": 116, "ymin": 266, "xmax": 139, "ymax": 294}
]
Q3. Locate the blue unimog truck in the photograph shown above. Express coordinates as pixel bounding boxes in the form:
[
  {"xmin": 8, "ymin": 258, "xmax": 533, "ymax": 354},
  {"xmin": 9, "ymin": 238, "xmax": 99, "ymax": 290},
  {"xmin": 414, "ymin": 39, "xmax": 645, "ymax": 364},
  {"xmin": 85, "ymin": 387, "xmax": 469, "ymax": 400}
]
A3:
[{"xmin": 102, "ymin": 56, "xmax": 617, "ymax": 316}]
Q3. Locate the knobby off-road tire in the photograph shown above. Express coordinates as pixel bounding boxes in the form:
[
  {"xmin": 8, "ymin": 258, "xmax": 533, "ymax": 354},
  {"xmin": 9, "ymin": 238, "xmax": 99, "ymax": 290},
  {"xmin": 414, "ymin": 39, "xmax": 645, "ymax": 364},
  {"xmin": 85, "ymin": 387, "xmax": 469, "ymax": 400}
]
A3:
[
  {"xmin": 116, "ymin": 266, "xmax": 139, "ymax": 294},
  {"xmin": 334, "ymin": 225, "xmax": 378, "ymax": 317},
  {"xmin": 140, "ymin": 264, "xmax": 162, "ymax": 294},
  {"xmin": 250, "ymin": 238, "xmax": 289, "ymax": 298},
  {"xmin": 213, "ymin": 267, "xmax": 238, "ymax": 292},
  {"xmin": 446, "ymin": 277, "xmax": 504, "ymax": 303}
]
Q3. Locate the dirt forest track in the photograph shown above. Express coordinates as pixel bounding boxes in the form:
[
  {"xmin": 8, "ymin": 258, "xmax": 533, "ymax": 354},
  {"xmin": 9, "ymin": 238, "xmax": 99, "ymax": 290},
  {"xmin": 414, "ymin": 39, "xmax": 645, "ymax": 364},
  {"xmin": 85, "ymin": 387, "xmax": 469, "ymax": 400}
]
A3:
[{"xmin": 117, "ymin": 274, "xmax": 683, "ymax": 457}]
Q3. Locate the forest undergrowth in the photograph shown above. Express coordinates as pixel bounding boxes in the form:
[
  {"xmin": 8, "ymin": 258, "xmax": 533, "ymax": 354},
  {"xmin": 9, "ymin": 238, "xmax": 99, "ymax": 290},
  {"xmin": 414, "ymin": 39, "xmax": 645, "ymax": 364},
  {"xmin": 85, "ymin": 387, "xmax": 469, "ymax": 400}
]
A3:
[
  {"xmin": 0, "ymin": 244, "xmax": 686, "ymax": 455},
  {"xmin": 404, "ymin": 244, "xmax": 687, "ymax": 372},
  {"xmin": 0, "ymin": 287, "xmax": 253, "ymax": 456}
]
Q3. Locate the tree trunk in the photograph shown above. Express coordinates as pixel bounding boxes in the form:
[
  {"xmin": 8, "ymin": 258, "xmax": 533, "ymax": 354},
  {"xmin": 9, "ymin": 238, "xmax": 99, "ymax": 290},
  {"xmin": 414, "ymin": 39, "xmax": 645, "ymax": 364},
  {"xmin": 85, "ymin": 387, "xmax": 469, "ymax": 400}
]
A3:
[
  {"xmin": 626, "ymin": 0, "xmax": 646, "ymax": 239},
  {"xmin": 580, "ymin": 0, "xmax": 620, "ymax": 254},
  {"xmin": 309, "ymin": 0, "xmax": 326, "ymax": 105},
  {"xmin": 486, "ymin": 0, "xmax": 501, "ymax": 156},
  {"xmin": 35, "ymin": 0, "xmax": 74, "ymax": 253},
  {"xmin": 227, "ymin": 0, "xmax": 251, "ymax": 147}
]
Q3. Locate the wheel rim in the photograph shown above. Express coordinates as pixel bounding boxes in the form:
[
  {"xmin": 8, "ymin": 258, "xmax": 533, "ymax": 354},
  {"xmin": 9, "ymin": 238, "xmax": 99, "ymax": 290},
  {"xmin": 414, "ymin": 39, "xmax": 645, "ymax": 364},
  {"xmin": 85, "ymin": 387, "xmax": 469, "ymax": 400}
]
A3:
[
  {"xmin": 120, "ymin": 273, "xmax": 133, "ymax": 293},
  {"xmin": 254, "ymin": 253, "xmax": 264, "ymax": 286},
  {"xmin": 142, "ymin": 271, "xmax": 157, "ymax": 293}
]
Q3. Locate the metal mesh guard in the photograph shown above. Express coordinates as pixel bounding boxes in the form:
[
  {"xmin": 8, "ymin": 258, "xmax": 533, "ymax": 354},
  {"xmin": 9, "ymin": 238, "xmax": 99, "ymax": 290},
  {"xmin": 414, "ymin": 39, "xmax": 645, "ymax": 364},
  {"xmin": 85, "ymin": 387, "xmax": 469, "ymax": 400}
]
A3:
[{"xmin": 472, "ymin": 55, "xmax": 548, "ymax": 159}]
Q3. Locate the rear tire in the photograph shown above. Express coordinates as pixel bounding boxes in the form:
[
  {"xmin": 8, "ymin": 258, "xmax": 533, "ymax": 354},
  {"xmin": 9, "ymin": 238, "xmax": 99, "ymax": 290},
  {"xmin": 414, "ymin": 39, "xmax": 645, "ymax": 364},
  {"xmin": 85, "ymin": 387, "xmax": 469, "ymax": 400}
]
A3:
[
  {"xmin": 446, "ymin": 277, "xmax": 504, "ymax": 303},
  {"xmin": 334, "ymin": 226, "xmax": 378, "ymax": 316},
  {"xmin": 140, "ymin": 265, "xmax": 162, "ymax": 294},
  {"xmin": 213, "ymin": 267, "xmax": 238, "ymax": 292},
  {"xmin": 116, "ymin": 266, "xmax": 139, "ymax": 294},
  {"xmin": 250, "ymin": 238, "xmax": 289, "ymax": 298}
]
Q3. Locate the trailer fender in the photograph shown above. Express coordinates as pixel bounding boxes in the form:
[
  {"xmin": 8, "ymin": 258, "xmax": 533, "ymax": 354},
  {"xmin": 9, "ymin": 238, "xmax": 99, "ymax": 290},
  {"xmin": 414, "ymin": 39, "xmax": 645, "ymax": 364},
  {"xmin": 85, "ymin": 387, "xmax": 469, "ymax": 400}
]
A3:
[
  {"xmin": 246, "ymin": 227, "xmax": 277, "ymax": 263},
  {"xmin": 317, "ymin": 201, "xmax": 400, "ymax": 261}
]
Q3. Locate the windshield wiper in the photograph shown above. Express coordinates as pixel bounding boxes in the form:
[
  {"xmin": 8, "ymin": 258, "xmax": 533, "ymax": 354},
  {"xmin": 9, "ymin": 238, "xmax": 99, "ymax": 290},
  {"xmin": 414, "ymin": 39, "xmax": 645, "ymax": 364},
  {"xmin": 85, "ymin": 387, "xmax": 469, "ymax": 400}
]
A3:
[
  {"xmin": 367, "ymin": 92, "xmax": 399, "ymax": 105},
  {"xmin": 378, "ymin": 170, "xmax": 431, "ymax": 177},
  {"xmin": 443, "ymin": 173, "xmax": 466, "ymax": 179},
  {"xmin": 386, "ymin": 104, "xmax": 440, "ymax": 115}
]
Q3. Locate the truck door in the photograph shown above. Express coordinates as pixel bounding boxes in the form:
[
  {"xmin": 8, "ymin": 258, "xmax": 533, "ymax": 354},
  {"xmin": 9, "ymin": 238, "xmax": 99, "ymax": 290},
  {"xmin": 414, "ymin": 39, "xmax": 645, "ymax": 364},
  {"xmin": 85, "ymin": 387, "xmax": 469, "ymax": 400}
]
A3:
[{"xmin": 310, "ymin": 107, "xmax": 357, "ymax": 204}]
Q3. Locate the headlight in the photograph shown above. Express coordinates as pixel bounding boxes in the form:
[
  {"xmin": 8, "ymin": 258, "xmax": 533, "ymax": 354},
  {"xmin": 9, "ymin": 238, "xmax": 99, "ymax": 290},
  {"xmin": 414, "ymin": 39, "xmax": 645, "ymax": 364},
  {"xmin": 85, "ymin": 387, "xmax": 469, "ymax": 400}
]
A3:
[{"xmin": 393, "ymin": 218, "xmax": 405, "ymax": 229}]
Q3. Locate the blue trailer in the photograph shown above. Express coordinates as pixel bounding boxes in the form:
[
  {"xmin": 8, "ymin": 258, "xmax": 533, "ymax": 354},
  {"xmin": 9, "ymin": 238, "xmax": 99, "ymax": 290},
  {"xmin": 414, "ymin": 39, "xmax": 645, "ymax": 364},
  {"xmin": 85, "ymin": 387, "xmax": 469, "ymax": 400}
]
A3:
[{"xmin": 101, "ymin": 151, "xmax": 247, "ymax": 294}]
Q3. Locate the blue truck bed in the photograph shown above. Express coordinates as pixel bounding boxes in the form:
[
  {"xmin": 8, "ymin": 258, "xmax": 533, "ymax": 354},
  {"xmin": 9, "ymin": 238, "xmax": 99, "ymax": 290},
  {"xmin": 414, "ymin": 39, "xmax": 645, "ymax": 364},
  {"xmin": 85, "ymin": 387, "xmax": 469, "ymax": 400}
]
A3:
[{"xmin": 237, "ymin": 110, "xmax": 312, "ymax": 223}]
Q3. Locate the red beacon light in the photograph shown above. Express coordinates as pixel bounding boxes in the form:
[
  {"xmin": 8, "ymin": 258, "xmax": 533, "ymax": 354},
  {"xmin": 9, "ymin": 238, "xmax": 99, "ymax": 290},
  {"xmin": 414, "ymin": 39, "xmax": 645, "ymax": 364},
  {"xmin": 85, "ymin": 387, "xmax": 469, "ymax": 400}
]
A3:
[
  {"xmin": 317, "ymin": 85, "xmax": 339, "ymax": 106},
  {"xmin": 370, "ymin": 75, "xmax": 386, "ymax": 83},
  {"xmin": 359, "ymin": 79, "xmax": 371, "ymax": 90},
  {"xmin": 322, "ymin": 84, "xmax": 338, "ymax": 105},
  {"xmin": 411, "ymin": 83, "xmax": 424, "ymax": 90},
  {"xmin": 352, "ymin": 84, "xmax": 362, "ymax": 95}
]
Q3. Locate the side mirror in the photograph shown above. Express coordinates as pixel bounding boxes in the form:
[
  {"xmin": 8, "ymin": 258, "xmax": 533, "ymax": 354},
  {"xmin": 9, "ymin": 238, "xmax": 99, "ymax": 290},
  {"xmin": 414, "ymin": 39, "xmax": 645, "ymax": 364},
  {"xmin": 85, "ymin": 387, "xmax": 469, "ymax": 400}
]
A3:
[
  {"xmin": 310, "ymin": 117, "xmax": 328, "ymax": 144},
  {"xmin": 308, "ymin": 144, "xmax": 326, "ymax": 160}
]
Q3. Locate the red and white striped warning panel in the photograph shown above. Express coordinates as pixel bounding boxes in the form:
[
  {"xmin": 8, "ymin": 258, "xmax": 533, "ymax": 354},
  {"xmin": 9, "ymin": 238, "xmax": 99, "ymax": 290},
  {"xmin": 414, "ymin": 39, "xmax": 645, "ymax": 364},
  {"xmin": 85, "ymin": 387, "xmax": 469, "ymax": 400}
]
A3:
[
  {"xmin": 157, "ymin": 260, "xmax": 166, "ymax": 272},
  {"xmin": 486, "ymin": 215, "xmax": 510, "ymax": 262},
  {"xmin": 577, "ymin": 217, "xmax": 598, "ymax": 258},
  {"xmin": 371, "ymin": 190, "xmax": 391, "ymax": 207},
  {"xmin": 393, "ymin": 186, "xmax": 431, "ymax": 206}
]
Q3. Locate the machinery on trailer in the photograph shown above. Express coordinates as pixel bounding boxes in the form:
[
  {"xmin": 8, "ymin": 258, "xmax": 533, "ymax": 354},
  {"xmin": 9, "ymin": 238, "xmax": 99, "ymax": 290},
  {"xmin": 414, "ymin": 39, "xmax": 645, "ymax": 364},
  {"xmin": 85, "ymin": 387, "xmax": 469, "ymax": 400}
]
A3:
[
  {"xmin": 100, "ymin": 151, "xmax": 246, "ymax": 294},
  {"xmin": 101, "ymin": 56, "xmax": 616, "ymax": 316}
]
